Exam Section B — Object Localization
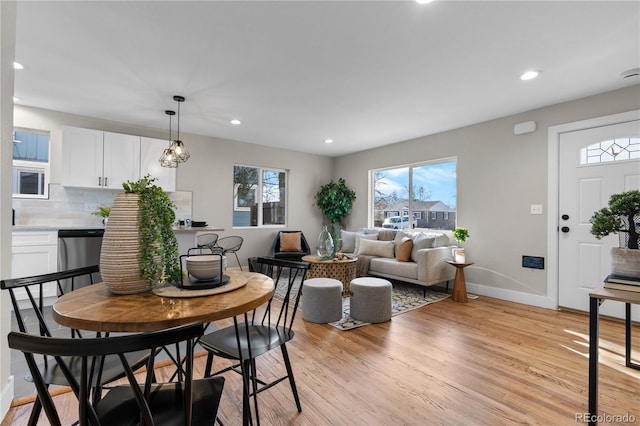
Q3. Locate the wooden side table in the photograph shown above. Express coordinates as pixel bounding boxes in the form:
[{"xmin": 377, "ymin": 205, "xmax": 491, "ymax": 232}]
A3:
[
  {"xmin": 302, "ymin": 255, "xmax": 357, "ymax": 296},
  {"xmin": 446, "ymin": 260, "xmax": 474, "ymax": 303}
]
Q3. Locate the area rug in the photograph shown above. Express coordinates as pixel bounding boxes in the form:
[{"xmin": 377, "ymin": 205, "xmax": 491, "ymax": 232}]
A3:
[
  {"xmin": 273, "ymin": 276, "xmax": 450, "ymax": 331},
  {"xmin": 329, "ymin": 283, "xmax": 450, "ymax": 331}
]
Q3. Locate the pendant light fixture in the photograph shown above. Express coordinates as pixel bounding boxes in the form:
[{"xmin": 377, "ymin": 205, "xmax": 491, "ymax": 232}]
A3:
[
  {"xmin": 169, "ymin": 95, "xmax": 190, "ymax": 163},
  {"xmin": 159, "ymin": 110, "xmax": 178, "ymax": 168}
]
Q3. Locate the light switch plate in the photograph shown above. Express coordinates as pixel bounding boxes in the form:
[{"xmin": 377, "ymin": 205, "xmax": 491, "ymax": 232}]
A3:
[{"xmin": 530, "ymin": 204, "xmax": 543, "ymax": 215}]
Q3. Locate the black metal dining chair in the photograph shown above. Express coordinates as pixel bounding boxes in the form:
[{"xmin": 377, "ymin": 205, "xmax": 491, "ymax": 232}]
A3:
[
  {"xmin": 196, "ymin": 233, "xmax": 219, "ymax": 252},
  {"xmin": 199, "ymin": 256, "xmax": 310, "ymax": 425},
  {"xmin": 1, "ymin": 266, "xmax": 151, "ymax": 424},
  {"xmin": 8, "ymin": 322, "xmax": 225, "ymax": 426},
  {"xmin": 215, "ymin": 236, "xmax": 244, "ymax": 270}
]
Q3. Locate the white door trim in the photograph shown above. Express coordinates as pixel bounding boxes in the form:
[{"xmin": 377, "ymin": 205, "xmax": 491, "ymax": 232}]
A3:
[{"xmin": 547, "ymin": 109, "xmax": 640, "ymax": 309}]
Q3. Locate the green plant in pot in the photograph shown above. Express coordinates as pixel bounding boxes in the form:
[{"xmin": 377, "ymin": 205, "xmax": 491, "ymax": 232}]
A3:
[
  {"xmin": 92, "ymin": 205, "xmax": 111, "ymax": 225},
  {"xmin": 315, "ymin": 178, "xmax": 357, "ymax": 257},
  {"xmin": 100, "ymin": 175, "xmax": 181, "ymax": 293},
  {"xmin": 590, "ymin": 189, "xmax": 640, "ymax": 278},
  {"xmin": 452, "ymin": 227, "xmax": 469, "ymax": 263}
]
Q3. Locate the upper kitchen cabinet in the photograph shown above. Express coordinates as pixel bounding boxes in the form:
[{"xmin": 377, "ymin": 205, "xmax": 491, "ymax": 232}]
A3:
[
  {"xmin": 140, "ymin": 137, "xmax": 176, "ymax": 192},
  {"xmin": 62, "ymin": 126, "xmax": 139, "ymax": 189}
]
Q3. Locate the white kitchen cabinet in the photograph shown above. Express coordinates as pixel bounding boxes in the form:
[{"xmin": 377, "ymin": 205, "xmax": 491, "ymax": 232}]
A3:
[
  {"xmin": 140, "ymin": 137, "xmax": 176, "ymax": 192},
  {"xmin": 62, "ymin": 127, "xmax": 140, "ymax": 189},
  {"xmin": 11, "ymin": 231, "xmax": 59, "ymax": 302}
]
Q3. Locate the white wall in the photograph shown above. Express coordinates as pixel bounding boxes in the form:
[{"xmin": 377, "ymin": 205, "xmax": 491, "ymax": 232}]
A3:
[
  {"xmin": 334, "ymin": 85, "xmax": 640, "ymax": 307},
  {"xmin": 0, "ymin": 1, "xmax": 17, "ymax": 419}
]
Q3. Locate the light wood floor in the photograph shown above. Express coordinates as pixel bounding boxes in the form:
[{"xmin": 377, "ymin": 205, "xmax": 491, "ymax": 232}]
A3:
[{"xmin": 3, "ymin": 293, "xmax": 639, "ymax": 426}]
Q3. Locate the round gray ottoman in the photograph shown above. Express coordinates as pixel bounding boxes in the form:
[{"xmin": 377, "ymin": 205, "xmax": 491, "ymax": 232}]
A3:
[
  {"xmin": 301, "ymin": 278, "xmax": 343, "ymax": 323},
  {"xmin": 349, "ymin": 277, "xmax": 392, "ymax": 323}
]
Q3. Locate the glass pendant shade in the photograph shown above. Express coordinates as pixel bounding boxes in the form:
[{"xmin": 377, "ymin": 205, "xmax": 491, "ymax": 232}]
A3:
[
  {"xmin": 159, "ymin": 148, "xmax": 178, "ymax": 168},
  {"xmin": 170, "ymin": 140, "xmax": 190, "ymax": 162}
]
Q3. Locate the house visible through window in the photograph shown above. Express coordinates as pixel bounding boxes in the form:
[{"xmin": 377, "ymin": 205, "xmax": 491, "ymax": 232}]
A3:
[
  {"xmin": 12, "ymin": 129, "xmax": 50, "ymax": 199},
  {"xmin": 233, "ymin": 165, "xmax": 287, "ymax": 227},
  {"xmin": 371, "ymin": 159, "xmax": 456, "ymax": 229}
]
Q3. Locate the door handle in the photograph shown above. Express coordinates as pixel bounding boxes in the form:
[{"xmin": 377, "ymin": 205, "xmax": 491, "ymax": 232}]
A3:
[{"xmin": 561, "ymin": 226, "xmax": 570, "ymax": 233}]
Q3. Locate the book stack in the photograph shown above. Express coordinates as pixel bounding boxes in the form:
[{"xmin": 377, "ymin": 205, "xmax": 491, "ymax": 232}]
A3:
[{"xmin": 604, "ymin": 274, "xmax": 640, "ymax": 293}]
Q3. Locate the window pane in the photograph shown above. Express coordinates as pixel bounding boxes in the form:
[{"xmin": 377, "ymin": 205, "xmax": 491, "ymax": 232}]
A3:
[
  {"xmin": 372, "ymin": 160, "xmax": 456, "ymax": 230},
  {"xmin": 262, "ymin": 170, "xmax": 286, "ymax": 225},
  {"xmin": 233, "ymin": 166, "xmax": 259, "ymax": 227},
  {"xmin": 13, "ymin": 129, "xmax": 50, "ymax": 199}
]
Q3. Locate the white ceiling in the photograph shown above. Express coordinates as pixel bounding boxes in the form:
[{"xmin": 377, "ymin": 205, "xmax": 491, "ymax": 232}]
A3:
[{"xmin": 13, "ymin": 1, "xmax": 640, "ymax": 157}]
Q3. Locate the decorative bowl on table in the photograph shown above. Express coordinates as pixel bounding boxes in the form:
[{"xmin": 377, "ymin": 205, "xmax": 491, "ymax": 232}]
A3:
[{"xmin": 185, "ymin": 255, "xmax": 227, "ymax": 281}]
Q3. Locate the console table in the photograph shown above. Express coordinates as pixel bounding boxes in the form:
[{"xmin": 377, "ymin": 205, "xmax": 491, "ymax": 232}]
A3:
[{"xmin": 588, "ymin": 288, "xmax": 640, "ymax": 426}]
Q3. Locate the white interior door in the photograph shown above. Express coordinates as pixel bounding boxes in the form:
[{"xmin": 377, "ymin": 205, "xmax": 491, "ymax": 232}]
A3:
[{"xmin": 558, "ymin": 120, "xmax": 640, "ymax": 318}]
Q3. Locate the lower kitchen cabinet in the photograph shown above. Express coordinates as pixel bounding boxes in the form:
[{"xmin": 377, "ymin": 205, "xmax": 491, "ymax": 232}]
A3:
[{"xmin": 11, "ymin": 230, "xmax": 59, "ymax": 301}]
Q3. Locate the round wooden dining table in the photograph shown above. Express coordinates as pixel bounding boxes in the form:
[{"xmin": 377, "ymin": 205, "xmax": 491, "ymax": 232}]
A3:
[{"xmin": 52, "ymin": 271, "xmax": 274, "ymax": 333}]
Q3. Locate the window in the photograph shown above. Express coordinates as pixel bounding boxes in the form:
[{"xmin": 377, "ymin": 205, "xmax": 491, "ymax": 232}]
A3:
[
  {"xmin": 12, "ymin": 129, "xmax": 50, "ymax": 198},
  {"xmin": 371, "ymin": 159, "xmax": 456, "ymax": 230},
  {"xmin": 580, "ymin": 137, "xmax": 639, "ymax": 164},
  {"xmin": 233, "ymin": 165, "xmax": 287, "ymax": 227}
]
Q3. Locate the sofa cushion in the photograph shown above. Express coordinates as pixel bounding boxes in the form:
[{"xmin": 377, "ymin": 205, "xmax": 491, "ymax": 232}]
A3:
[
  {"xmin": 354, "ymin": 234, "xmax": 378, "ymax": 254},
  {"xmin": 280, "ymin": 232, "xmax": 302, "ymax": 252},
  {"xmin": 411, "ymin": 234, "xmax": 436, "ymax": 261},
  {"xmin": 395, "ymin": 237, "xmax": 413, "ymax": 262},
  {"xmin": 356, "ymin": 239, "xmax": 395, "ymax": 258},
  {"xmin": 340, "ymin": 230, "xmax": 358, "ymax": 253}
]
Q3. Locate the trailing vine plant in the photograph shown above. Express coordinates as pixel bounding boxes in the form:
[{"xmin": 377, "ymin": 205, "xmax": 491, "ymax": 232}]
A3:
[{"xmin": 122, "ymin": 174, "xmax": 181, "ymax": 288}]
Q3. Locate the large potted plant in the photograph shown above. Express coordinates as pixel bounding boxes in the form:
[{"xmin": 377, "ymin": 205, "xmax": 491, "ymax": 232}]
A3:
[
  {"xmin": 100, "ymin": 175, "xmax": 181, "ymax": 294},
  {"xmin": 315, "ymin": 178, "xmax": 357, "ymax": 255},
  {"xmin": 590, "ymin": 190, "xmax": 640, "ymax": 278}
]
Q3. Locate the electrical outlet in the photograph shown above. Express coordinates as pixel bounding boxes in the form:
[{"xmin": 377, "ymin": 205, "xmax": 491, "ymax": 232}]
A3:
[{"xmin": 530, "ymin": 204, "xmax": 543, "ymax": 215}]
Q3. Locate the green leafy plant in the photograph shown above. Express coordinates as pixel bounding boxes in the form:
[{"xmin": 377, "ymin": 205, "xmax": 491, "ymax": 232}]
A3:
[
  {"xmin": 122, "ymin": 174, "xmax": 181, "ymax": 288},
  {"xmin": 91, "ymin": 205, "xmax": 111, "ymax": 218},
  {"xmin": 453, "ymin": 227, "xmax": 469, "ymax": 245},
  {"xmin": 315, "ymin": 178, "xmax": 357, "ymax": 226},
  {"xmin": 590, "ymin": 190, "xmax": 640, "ymax": 250},
  {"xmin": 315, "ymin": 178, "xmax": 357, "ymax": 251}
]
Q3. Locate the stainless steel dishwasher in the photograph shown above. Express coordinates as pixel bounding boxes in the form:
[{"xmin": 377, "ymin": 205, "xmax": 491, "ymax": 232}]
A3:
[{"xmin": 57, "ymin": 228, "xmax": 104, "ymax": 293}]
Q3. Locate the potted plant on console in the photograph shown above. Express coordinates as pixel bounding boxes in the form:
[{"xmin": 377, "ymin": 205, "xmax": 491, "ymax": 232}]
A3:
[
  {"xmin": 315, "ymin": 178, "xmax": 357, "ymax": 258},
  {"xmin": 590, "ymin": 190, "xmax": 640, "ymax": 281},
  {"xmin": 100, "ymin": 174, "xmax": 181, "ymax": 294}
]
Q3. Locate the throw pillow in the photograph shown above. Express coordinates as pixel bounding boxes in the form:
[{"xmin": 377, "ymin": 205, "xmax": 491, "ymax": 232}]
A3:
[
  {"xmin": 354, "ymin": 234, "xmax": 378, "ymax": 254},
  {"xmin": 411, "ymin": 234, "xmax": 436, "ymax": 262},
  {"xmin": 340, "ymin": 230, "xmax": 357, "ymax": 253},
  {"xmin": 395, "ymin": 237, "xmax": 413, "ymax": 262},
  {"xmin": 279, "ymin": 232, "xmax": 302, "ymax": 252},
  {"xmin": 356, "ymin": 239, "xmax": 395, "ymax": 258}
]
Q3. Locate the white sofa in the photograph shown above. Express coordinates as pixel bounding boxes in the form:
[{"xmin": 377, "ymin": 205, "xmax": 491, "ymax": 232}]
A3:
[{"xmin": 340, "ymin": 228, "xmax": 456, "ymax": 289}]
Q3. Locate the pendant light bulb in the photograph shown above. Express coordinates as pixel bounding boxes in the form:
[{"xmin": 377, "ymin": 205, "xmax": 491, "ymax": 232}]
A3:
[
  {"xmin": 171, "ymin": 95, "xmax": 190, "ymax": 163},
  {"xmin": 160, "ymin": 109, "xmax": 178, "ymax": 168}
]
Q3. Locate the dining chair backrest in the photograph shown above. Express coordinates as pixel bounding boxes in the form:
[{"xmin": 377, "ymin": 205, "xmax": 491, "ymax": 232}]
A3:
[
  {"xmin": 8, "ymin": 322, "xmax": 225, "ymax": 426},
  {"xmin": 196, "ymin": 233, "xmax": 219, "ymax": 252},
  {"xmin": 255, "ymin": 256, "xmax": 310, "ymax": 334},
  {"xmin": 1, "ymin": 265, "xmax": 101, "ymax": 337}
]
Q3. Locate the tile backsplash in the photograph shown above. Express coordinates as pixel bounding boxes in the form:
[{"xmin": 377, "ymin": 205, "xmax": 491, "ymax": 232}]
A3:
[{"xmin": 13, "ymin": 184, "xmax": 192, "ymax": 228}]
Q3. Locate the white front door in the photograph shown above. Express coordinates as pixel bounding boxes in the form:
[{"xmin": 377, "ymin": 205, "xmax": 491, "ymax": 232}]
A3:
[{"xmin": 558, "ymin": 120, "xmax": 640, "ymax": 317}]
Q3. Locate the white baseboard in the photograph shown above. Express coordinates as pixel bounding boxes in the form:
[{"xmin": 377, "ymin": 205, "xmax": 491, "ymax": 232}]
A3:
[
  {"xmin": 0, "ymin": 375, "xmax": 15, "ymax": 423},
  {"xmin": 465, "ymin": 281, "xmax": 557, "ymax": 310}
]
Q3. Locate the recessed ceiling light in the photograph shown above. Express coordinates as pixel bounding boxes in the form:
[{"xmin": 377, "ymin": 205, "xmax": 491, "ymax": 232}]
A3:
[
  {"xmin": 324, "ymin": 139, "xmax": 333, "ymax": 144},
  {"xmin": 415, "ymin": 0, "xmax": 433, "ymax": 4},
  {"xmin": 620, "ymin": 68, "xmax": 640, "ymax": 79},
  {"xmin": 13, "ymin": 96, "xmax": 20, "ymax": 102},
  {"xmin": 520, "ymin": 70, "xmax": 541, "ymax": 81},
  {"xmin": 230, "ymin": 119, "xmax": 242, "ymax": 125},
  {"xmin": 13, "ymin": 62, "xmax": 24, "ymax": 70}
]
